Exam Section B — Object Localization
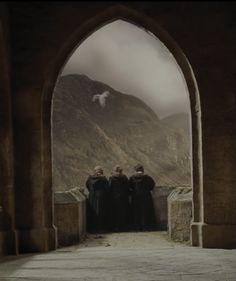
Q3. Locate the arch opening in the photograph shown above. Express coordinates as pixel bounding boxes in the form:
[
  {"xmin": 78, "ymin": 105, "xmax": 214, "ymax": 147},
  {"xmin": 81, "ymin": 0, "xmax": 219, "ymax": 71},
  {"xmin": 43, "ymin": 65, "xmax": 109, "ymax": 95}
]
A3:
[{"xmin": 42, "ymin": 5, "xmax": 203, "ymax": 247}]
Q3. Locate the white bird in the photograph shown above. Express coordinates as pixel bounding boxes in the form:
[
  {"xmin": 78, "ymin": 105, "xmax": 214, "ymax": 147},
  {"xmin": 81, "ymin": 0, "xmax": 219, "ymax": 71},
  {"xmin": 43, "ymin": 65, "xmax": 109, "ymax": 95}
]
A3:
[{"xmin": 92, "ymin": 91, "xmax": 110, "ymax": 108}]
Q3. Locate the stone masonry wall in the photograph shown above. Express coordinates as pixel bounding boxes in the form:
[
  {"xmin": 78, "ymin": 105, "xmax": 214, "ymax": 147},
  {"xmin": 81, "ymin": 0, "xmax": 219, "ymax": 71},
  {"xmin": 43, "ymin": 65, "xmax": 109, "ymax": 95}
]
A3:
[
  {"xmin": 168, "ymin": 187, "xmax": 192, "ymax": 242},
  {"xmin": 152, "ymin": 186, "xmax": 176, "ymax": 230},
  {"xmin": 54, "ymin": 188, "xmax": 86, "ymax": 247}
]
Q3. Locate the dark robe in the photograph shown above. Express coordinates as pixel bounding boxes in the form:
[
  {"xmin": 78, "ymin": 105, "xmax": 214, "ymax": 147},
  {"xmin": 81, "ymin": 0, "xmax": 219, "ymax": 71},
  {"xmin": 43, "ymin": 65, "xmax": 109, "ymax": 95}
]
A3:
[
  {"xmin": 86, "ymin": 175, "xmax": 109, "ymax": 233},
  {"xmin": 108, "ymin": 174, "xmax": 130, "ymax": 232},
  {"xmin": 129, "ymin": 174, "xmax": 156, "ymax": 231}
]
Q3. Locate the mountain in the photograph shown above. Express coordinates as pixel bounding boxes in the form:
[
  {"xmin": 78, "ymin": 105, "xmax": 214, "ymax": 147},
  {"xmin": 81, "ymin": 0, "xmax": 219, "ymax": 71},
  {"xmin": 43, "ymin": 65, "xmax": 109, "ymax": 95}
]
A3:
[{"xmin": 52, "ymin": 74, "xmax": 191, "ymax": 191}]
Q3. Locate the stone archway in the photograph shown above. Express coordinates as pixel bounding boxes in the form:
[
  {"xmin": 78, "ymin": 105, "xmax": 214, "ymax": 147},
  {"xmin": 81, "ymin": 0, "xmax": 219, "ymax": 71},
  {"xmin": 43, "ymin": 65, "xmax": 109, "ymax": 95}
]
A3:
[{"xmin": 42, "ymin": 5, "xmax": 203, "ymax": 248}]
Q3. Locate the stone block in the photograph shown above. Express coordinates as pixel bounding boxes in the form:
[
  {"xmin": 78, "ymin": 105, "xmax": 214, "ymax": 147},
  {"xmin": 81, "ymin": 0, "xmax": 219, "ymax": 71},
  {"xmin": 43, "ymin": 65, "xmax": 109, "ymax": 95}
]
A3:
[
  {"xmin": 17, "ymin": 227, "xmax": 57, "ymax": 253},
  {"xmin": 167, "ymin": 187, "xmax": 192, "ymax": 242},
  {"xmin": 201, "ymin": 224, "xmax": 236, "ymax": 249},
  {"xmin": 54, "ymin": 188, "xmax": 86, "ymax": 247},
  {"xmin": 0, "ymin": 206, "xmax": 18, "ymax": 255},
  {"xmin": 152, "ymin": 186, "xmax": 176, "ymax": 230},
  {"xmin": 70, "ymin": 187, "xmax": 87, "ymax": 240}
]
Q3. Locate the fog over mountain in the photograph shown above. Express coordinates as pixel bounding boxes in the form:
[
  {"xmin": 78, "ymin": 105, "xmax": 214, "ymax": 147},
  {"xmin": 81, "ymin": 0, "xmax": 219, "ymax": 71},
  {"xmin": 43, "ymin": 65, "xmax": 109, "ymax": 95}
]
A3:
[
  {"xmin": 52, "ymin": 74, "xmax": 191, "ymax": 191},
  {"xmin": 62, "ymin": 20, "xmax": 190, "ymax": 119}
]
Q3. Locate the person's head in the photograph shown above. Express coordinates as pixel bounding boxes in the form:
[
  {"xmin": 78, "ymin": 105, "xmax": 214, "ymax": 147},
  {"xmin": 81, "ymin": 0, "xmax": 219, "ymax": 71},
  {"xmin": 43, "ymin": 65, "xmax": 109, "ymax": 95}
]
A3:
[
  {"xmin": 94, "ymin": 166, "xmax": 104, "ymax": 176},
  {"xmin": 112, "ymin": 165, "xmax": 123, "ymax": 175},
  {"xmin": 134, "ymin": 163, "xmax": 144, "ymax": 174}
]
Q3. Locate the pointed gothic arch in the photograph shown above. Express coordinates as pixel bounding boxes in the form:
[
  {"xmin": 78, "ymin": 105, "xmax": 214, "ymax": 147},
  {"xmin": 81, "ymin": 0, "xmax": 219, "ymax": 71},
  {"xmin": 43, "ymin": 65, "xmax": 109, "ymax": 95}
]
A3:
[{"xmin": 41, "ymin": 4, "xmax": 203, "ymax": 247}]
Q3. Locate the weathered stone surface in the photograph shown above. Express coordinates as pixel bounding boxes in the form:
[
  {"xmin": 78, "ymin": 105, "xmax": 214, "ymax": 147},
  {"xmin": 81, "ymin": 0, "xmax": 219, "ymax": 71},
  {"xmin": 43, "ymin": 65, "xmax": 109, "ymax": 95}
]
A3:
[
  {"xmin": 54, "ymin": 188, "xmax": 86, "ymax": 247},
  {"xmin": 152, "ymin": 186, "xmax": 176, "ymax": 230},
  {"xmin": 70, "ymin": 187, "xmax": 87, "ymax": 240},
  {"xmin": 0, "ymin": 232, "xmax": 236, "ymax": 281},
  {"xmin": 168, "ymin": 187, "xmax": 192, "ymax": 241}
]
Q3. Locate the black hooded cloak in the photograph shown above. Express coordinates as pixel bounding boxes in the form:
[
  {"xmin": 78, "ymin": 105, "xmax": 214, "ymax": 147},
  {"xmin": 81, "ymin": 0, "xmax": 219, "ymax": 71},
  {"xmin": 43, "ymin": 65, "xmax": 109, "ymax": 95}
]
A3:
[
  {"xmin": 86, "ymin": 175, "xmax": 109, "ymax": 233},
  {"xmin": 129, "ymin": 173, "xmax": 156, "ymax": 231},
  {"xmin": 108, "ymin": 174, "xmax": 130, "ymax": 231}
]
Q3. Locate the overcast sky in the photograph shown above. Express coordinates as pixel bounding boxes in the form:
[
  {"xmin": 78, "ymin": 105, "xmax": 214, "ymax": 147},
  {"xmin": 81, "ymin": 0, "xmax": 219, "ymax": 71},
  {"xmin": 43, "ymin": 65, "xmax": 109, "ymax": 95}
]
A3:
[{"xmin": 62, "ymin": 20, "xmax": 190, "ymax": 119}]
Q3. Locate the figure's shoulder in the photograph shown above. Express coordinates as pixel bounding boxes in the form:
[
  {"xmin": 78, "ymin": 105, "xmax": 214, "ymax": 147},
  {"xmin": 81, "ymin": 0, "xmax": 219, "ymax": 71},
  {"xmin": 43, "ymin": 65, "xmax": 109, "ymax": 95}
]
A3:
[
  {"xmin": 145, "ymin": 174, "xmax": 155, "ymax": 183},
  {"xmin": 101, "ymin": 176, "xmax": 109, "ymax": 182},
  {"xmin": 142, "ymin": 174, "xmax": 152, "ymax": 180},
  {"xmin": 86, "ymin": 175, "xmax": 92, "ymax": 181},
  {"xmin": 129, "ymin": 175, "xmax": 136, "ymax": 180},
  {"xmin": 121, "ymin": 174, "xmax": 128, "ymax": 180},
  {"xmin": 109, "ymin": 175, "xmax": 115, "ymax": 181}
]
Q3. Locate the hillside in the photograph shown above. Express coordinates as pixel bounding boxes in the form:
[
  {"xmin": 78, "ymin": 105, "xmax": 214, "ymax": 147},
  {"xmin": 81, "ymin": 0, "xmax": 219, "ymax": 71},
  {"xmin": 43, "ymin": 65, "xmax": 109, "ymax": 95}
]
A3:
[{"xmin": 52, "ymin": 74, "xmax": 191, "ymax": 190}]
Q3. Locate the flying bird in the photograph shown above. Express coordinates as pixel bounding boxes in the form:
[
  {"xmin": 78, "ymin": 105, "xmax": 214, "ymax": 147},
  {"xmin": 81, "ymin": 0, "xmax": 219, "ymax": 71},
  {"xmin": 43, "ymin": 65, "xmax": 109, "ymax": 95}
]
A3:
[{"xmin": 92, "ymin": 91, "xmax": 110, "ymax": 108}]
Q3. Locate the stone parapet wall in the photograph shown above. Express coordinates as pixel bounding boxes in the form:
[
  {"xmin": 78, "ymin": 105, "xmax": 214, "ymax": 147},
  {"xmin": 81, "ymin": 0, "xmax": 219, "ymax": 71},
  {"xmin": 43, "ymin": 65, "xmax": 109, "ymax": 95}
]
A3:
[
  {"xmin": 54, "ymin": 188, "xmax": 86, "ymax": 247},
  {"xmin": 167, "ymin": 187, "xmax": 192, "ymax": 242},
  {"xmin": 69, "ymin": 187, "xmax": 87, "ymax": 240},
  {"xmin": 152, "ymin": 186, "xmax": 176, "ymax": 230}
]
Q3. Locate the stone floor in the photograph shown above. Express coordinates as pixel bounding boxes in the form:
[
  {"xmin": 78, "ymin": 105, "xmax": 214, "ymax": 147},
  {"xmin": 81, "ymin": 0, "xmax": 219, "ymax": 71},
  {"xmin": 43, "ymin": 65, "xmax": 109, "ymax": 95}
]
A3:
[{"xmin": 0, "ymin": 231, "xmax": 236, "ymax": 281}]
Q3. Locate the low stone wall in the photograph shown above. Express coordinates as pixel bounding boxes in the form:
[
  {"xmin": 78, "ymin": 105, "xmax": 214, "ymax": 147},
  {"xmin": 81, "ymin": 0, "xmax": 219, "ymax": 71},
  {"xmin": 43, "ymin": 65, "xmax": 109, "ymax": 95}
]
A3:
[
  {"xmin": 152, "ymin": 186, "xmax": 176, "ymax": 230},
  {"xmin": 54, "ymin": 188, "xmax": 86, "ymax": 247},
  {"xmin": 70, "ymin": 187, "xmax": 87, "ymax": 239},
  {"xmin": 54, "ymin": 185, "xmax": 191, "ymax": 246},
  {"xmin": 167, "ymin": 186, "xmax": 192, "ymax": 242}
]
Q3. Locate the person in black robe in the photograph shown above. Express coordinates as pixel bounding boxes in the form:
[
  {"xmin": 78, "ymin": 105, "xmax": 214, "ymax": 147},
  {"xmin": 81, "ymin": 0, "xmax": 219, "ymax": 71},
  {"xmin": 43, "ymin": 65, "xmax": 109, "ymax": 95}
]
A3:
[
  {"xmin": 108, "ymin": 165, "xmax": 130, "ymax": 232},
  {"xmin": 86, "ymin": 166, "xmax": 109, "ymax": 234},
  {"xmin": 129, "ymin": 164, "xmax": 156, "ymax": 231}
]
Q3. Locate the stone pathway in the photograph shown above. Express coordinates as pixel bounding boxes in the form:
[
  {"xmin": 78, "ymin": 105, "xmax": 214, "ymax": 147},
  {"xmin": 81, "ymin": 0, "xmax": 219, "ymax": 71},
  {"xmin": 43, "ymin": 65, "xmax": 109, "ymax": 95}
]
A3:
[{"xmin": 0, "ymin": 232, "xmax": 235, "ymax": 280}]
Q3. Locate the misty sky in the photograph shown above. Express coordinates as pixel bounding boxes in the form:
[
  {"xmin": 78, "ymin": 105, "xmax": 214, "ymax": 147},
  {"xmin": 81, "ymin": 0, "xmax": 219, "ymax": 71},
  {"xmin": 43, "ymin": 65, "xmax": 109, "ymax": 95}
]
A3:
[{"xmin": 62, "ymin": 20, "xmax": 190, "ymax": 119}]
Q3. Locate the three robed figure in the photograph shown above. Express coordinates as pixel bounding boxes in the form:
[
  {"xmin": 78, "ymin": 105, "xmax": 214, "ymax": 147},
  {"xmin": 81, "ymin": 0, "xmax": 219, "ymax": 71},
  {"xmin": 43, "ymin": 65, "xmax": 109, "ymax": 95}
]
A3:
[{"xmin": 86, "ymin": 164, "xmax": 156, "ymax": 233}]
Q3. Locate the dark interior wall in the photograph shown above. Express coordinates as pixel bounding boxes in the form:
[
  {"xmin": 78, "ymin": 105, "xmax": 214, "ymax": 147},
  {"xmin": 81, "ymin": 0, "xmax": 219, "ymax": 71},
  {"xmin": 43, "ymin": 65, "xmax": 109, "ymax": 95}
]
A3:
[
  {"xmin": 8, "ymin": 2, "xmax": 236, "ymax": 91},
  {"xmin": 0, "ymin": 2, "xmax": 10, "ymax": 223},
  {"xmin": 0, "ymin": 2, "xmax": 16, "ymax": 254},
  {"xmin": 5, "ymin": 1, "xmax": 236, "ymax": 250}
]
